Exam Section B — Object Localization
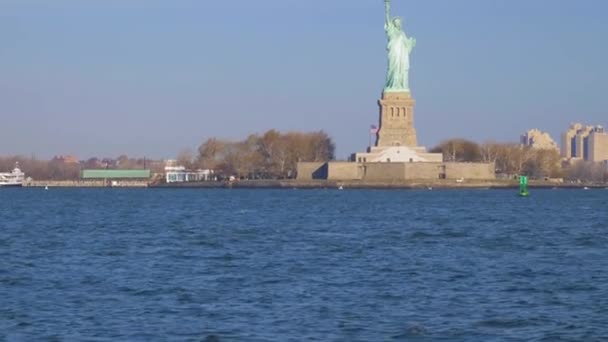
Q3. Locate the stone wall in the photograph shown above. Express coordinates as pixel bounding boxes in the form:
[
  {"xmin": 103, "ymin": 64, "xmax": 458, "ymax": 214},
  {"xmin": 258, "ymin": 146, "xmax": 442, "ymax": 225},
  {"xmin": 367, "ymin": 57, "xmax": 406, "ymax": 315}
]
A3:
[
  {"xmin": 403, "ymin": 162, "xmax": 444, "ymax": 180},
  {"xmin": 25, "ymin": 180, "xmax": 149, "ymax": 187},
  {"xmin": 445, "ymin": 163, "xmax": 495, "ymax": 180},
  {"xmin": 108, "ymin": 180, "xmax": 149, "ymax": 188},
  {"xmin": 327, "ymin": 162, "xmax": 361, "ymax": 181},
  {"xmin": 297, "ymin": 161, "xmax": 496, "ymax": 182},
  {"xmin": 362, "ymin": 162, "xmax": 495, "ymax": 181},
  {"xmin": 26, "ymin": 180, "xmax": 105, "ymax": 187},
  {"xmin": 361, "ymin": 163, "xmax": 405, "ymax": 181},
  {"xmin": 296, "ymin": 162, "xmax": 327, "ymax": 180}
]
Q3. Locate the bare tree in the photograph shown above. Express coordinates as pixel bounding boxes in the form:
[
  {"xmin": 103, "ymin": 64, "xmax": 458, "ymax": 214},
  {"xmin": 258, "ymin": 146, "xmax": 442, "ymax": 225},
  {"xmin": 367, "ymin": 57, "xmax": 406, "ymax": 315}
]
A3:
[
  {"xmin": 176, "ymin": 148, "xmax": 195, "ymax": 169},
  {"xmin": 480, "ymin": 141, "xmax": 501, "ymax": 164},
  {"xmin": 565, "ymin": 161, "xmax": 606, "ymax": 183},
  {"xmin": 194, "ymin": 130, "xmax": 336, "ymax": 179},
  {"xmin": 197, "ymin": 138, "xmax": 226, "ymax": 170},
  {"xmin": 431, "ymin": 139, "xmax": 481, "ymax": 162}
]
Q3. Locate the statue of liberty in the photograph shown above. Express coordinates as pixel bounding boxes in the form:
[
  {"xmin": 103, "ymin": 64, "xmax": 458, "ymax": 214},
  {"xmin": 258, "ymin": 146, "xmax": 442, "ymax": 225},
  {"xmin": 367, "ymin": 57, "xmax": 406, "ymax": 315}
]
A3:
[{"xmin": 384, "ymin": 0, "xmax": 416, "ymax": 92}]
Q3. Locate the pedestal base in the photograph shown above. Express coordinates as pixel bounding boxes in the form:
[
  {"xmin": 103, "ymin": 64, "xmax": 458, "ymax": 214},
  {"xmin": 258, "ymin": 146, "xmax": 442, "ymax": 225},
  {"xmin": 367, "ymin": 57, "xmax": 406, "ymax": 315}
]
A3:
[
  {"xmin": 354, "ymin": 146, "xmax": 443, "ymax": 164},
  {"xmin": 376, "ymin": 91, "xmax": 417, "ymax": 147}
]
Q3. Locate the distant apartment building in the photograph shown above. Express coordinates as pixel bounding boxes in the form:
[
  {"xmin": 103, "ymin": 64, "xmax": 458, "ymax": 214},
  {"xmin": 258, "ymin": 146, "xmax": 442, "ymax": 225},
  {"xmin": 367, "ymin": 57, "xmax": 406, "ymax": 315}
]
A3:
[
  {"xmin": 520, "ymin": 129, "xmax": 558, "ymax": 150},
  {"xmin": 589, "ymin": 131, "xmax": 608, "ymax": 162},
  {"xmin": 561, "ymin": 123, "xmax": 608, "ymax": 162}
]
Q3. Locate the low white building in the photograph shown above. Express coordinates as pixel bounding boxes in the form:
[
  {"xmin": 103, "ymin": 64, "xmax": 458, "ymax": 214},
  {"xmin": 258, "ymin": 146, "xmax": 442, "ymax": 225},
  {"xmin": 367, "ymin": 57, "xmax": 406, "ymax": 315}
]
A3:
[{"xmin": 165, "ymin": 166, "xmax": 213, "ymax": 183}]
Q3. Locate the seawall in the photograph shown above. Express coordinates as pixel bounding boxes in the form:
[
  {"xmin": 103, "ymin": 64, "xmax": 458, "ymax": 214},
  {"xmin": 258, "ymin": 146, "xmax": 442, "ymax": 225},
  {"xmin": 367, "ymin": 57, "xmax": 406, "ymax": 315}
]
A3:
[
  {"xmin": 20, "ymin": 179, "xmax": 606, "ymax": 190},
  {"xmin": 153, "ymin": 179, "xmax": 607, "ymax": 190},
  {"xmin": 25, "ymin": 180, "xmax": 149, "ymax": 188}
]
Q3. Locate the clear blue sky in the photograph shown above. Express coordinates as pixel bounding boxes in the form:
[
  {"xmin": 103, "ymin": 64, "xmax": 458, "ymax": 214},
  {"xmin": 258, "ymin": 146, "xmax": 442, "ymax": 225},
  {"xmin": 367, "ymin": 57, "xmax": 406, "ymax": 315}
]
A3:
[{"xmin": 1, "ymin": 0, "xmax": 607, "ymax": 159}]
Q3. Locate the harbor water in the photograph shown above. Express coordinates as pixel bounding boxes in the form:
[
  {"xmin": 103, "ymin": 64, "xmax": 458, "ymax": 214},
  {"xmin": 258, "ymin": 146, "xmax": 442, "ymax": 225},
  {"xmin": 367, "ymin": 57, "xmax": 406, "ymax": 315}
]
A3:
[{"xmin": 2, "ymin": 188, "xmax": 608, "ymax": 341}]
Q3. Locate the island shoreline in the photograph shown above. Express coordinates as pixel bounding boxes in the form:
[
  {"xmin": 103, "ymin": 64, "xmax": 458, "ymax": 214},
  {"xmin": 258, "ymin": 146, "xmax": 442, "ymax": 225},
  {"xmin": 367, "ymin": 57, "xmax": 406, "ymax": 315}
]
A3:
[{"xmin": 20, "ymin": 179, "xmax": 607, "ymax": 190}]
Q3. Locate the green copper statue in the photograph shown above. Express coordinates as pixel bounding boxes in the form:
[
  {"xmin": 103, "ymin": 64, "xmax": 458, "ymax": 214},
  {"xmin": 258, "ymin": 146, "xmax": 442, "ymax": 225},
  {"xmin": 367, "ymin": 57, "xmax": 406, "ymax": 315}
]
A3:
[{"xmin": 384, "ymin": 0, "xmax": 416, "ymax": 92}]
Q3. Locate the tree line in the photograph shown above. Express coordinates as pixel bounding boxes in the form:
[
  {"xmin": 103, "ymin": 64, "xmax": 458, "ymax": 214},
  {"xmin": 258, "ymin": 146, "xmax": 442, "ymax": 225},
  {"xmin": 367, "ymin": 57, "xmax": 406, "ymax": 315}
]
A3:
[
  {"xmin": 3, "ymin": 135, "xmax": 605, "ymax": 183},
  {"xmin": 178, "ymin": 130, "xmax": 336, "ymax": 179},
  {"xmin": 0, "ymin": 157, "xmax": 81, "ymax": 180},
  {"xmin": 430, "ymin": 138, "xmax": 607, "ymax": 182},
  {"xmin": 0, "ymin": 130, "xmax": 335, "ymax": 181},
  {"xmin": 0, "ymin": 156, "xmax": 164, "ymax": 181}
]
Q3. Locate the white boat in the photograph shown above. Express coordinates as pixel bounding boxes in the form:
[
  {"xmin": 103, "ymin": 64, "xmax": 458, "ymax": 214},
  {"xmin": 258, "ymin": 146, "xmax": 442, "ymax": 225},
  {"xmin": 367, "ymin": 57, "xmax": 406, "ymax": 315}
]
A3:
[{"xmin": 0, "ymin": 163, "xmax": 25, "ymax": 187}]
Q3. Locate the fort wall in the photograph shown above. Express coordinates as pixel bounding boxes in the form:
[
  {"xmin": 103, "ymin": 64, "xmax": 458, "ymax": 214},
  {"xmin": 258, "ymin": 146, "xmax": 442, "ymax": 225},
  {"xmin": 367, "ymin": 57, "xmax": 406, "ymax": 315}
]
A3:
[
  {"xmin": 444, "ymin": 163, "xmax": 495, "ymax": 180},
  {"xmin": 327, "ymin": 162, "xmax": 360, "ymax": 181},
  {"xmin": 297, "ymin": 161, "xmax": 496, "ymax": 181},
  {"xmin": 296, "ymin": 162, "xmax": 327, "ymax": 180}
]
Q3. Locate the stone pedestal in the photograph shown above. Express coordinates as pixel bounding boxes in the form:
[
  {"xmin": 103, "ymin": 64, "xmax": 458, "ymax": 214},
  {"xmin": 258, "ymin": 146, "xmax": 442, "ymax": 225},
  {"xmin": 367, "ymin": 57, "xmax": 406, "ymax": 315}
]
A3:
[
  {"xmin": 351, "ymin": 90, "xmax": 444, "ymax": 165},
  {"xmin": 376, "ymin": 91, "xmax": 417, "ymax": 147}
]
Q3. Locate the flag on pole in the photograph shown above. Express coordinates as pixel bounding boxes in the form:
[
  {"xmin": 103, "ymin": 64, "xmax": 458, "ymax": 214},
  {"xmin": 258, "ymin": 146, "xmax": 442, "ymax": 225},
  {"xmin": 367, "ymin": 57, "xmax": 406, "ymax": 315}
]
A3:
[{"xmin": 370, "ymin": 125, "xmax": 379, "ymax": 134}]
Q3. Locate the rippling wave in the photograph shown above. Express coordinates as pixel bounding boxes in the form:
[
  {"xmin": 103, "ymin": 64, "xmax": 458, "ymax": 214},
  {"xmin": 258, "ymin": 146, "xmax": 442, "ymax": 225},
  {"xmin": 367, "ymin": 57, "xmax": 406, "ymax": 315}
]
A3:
[{"xmin": 1, "ymin": 188, "xmax": 607, "ymax": 340}]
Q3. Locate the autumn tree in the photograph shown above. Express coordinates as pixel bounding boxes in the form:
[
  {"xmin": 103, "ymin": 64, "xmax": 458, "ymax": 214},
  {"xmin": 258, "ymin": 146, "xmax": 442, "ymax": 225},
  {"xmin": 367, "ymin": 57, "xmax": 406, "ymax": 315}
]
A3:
[
  {"xmin": 479, "ymin": 141, "xmax": 502, "ymax": 164},
  {"xmin": 522, "ymin": 148, "xmax": 562, "ymax": 179},
  {"xmin": 195, "ymin": 130, "xmax": 335, "ymax": 179},
  {"xmin": 309, "ymin": 131, "xmax": 336, "ymax": 162},
  {"xmin": 176, "ymin": 149, "xmax": 195, "ymax": 170},
  {"xmin": 256, "ymin": 129, "xmax": 282, "ymax": 176},
  {"xmin": 432, "ymin": 140, "xmax": 565, "ymax": 179},
  {"xmin": 197, "ymin": 138, "xmax": 226, "ymax": 170},
  {"xmin": 431, "ymin": 139, "xmax": 481, "ymax": 162},
  {"xmin": 565, "ymin": 161, "xmax": 606, "ymax": 183},
  {"xmin": 217, "ymin": 135, "xmax": 263, "ymax": 178}
]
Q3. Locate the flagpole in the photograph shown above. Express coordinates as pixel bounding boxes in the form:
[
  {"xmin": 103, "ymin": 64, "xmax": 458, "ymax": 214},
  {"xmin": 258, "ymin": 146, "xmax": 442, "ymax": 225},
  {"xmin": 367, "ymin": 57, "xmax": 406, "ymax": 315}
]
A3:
[{"xmin": 369, "ymin": 125, "xmax": 377, "ymax": 152}]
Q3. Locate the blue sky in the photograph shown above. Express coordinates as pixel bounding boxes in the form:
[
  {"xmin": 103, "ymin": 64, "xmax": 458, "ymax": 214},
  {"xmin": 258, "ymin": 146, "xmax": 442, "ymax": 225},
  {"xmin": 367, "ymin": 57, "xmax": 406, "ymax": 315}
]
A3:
[{"xmin": 1, "ymin": 0, "xmax": 607, "ymax": 159}]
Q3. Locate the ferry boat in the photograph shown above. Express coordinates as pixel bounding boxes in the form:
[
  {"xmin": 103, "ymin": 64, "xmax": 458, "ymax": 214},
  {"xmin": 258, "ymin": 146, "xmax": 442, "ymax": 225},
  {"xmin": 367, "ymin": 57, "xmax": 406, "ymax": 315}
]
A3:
[{"xmin": 0, "ymin": 163, "xmax": 25, "ymax": 187}]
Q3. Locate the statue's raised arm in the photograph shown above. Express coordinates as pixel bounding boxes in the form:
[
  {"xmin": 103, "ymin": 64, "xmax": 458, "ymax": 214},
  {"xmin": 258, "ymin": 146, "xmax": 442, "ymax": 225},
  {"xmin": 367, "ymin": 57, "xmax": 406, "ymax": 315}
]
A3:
[{"xmin": 384, "ymin": 0, "xmax": 392, "ymax": 30}]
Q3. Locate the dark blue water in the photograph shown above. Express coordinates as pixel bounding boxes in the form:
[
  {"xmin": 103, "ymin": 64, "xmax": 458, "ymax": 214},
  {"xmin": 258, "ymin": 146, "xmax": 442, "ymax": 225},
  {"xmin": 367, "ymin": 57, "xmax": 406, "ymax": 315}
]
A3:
[{"xmin": 2, "ymin": 188, "xmax": 608, "ymax": 341}]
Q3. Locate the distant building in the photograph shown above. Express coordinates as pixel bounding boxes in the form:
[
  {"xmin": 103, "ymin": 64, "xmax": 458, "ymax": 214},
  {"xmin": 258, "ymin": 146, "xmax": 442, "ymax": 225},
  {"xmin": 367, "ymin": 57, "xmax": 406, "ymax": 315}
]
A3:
[
  {"xmin": 520, "ymin": 129, "xmax": 558, "ymax": 150},
  {"xmin": 52, "ymin": 155, "xmax": 80, "ymax": 164},
  {"xmin": 100, "ymin": 158, "xmax": 119, "ymax": 169},
  {"xmin": 588, "ymin": 130, "xmax": 608, "ymax": 162},
  {"xmin": 81, "ymin": 169, "xmax": 151, "ymax": 187},
  {"xmin": 81, "ymin": 169, "xmax": 151, "ymax": 179},
  {"xmin": 354, "ymin": 146, "xmax": 443, "ymax": 163},
  {"xmin": 561, "ymin": 123, "xmax": 608, "ymax": 162},
  {"xmin": 84, "ymin": 158, "xmax": 103, "ymax": 169},
  {"xmin": 164, "ymin": 160, "xmax": 213, "ymax": 183},
  {"xmin": 164, "ymin": 166, "xmax": 213, "ymax": 183}
]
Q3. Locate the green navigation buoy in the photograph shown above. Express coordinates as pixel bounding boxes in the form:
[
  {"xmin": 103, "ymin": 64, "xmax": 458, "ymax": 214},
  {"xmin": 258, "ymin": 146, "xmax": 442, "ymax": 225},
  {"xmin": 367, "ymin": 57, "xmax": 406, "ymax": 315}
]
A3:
[{"xmin": 519, "ymin": 176, "xmax": 529, "ymax": 197}]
